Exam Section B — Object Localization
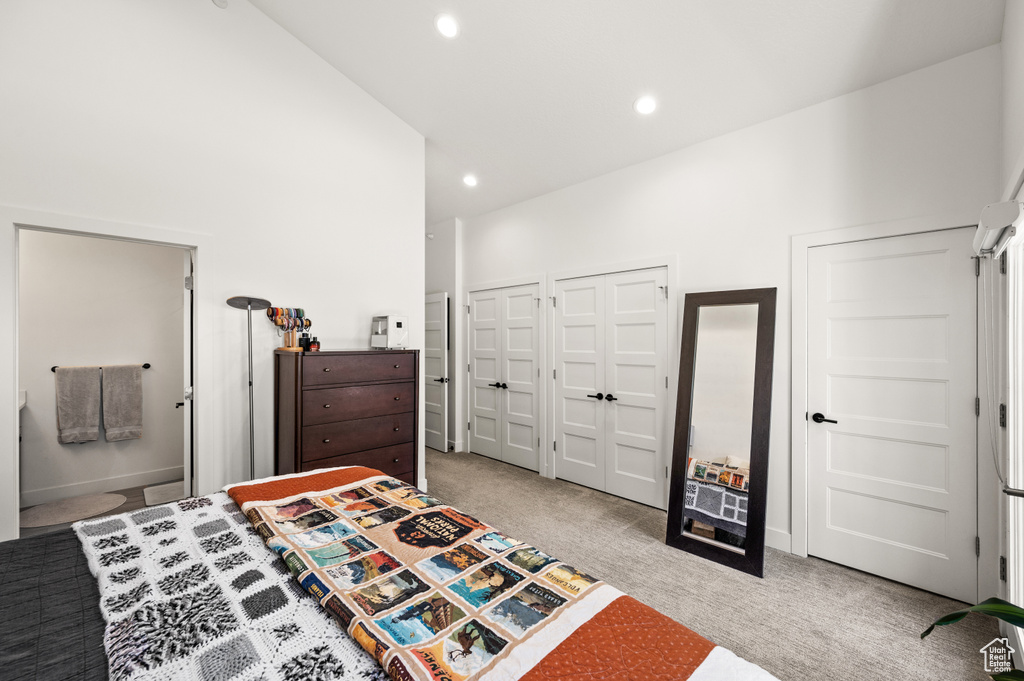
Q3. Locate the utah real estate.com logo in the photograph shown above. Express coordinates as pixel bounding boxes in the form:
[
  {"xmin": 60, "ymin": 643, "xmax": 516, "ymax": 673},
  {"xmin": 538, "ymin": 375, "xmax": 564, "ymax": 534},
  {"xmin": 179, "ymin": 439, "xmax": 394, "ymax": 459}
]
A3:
[{"xmin": 980, "ymin": 637, "xmax": 1015, "ymax": 674}]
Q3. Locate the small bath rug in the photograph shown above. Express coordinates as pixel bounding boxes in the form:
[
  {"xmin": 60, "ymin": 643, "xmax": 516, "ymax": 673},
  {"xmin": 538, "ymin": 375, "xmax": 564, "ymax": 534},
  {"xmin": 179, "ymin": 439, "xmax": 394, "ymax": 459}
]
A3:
[
  {"xmin": 20, "ymin": 492, "xmax": 126, "ymax": 527},
  {"xmin": 143, "ymin": 480, "xmax": 185, "ymax": 506}
]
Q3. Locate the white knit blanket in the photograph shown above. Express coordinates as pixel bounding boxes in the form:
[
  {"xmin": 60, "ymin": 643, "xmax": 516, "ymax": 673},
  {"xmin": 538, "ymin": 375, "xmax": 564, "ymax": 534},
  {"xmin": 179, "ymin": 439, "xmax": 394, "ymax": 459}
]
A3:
[{"xmin": 74, "ymin": 492, "xmax": 388, "ymax": 681}]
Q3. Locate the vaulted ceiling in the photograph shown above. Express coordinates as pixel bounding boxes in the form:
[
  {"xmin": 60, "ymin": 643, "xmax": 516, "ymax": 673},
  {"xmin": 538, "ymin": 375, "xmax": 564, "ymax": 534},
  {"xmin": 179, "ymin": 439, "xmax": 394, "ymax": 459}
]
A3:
[{"xmin": 251, "ymin": 0, "xmax": 1006, "ymax": 223}]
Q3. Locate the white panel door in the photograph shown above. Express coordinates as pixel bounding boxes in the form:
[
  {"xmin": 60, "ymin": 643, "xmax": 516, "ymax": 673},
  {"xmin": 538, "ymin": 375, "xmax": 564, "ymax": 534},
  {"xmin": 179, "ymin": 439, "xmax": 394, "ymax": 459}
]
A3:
[
  {"xmin": 424, "ymin": 292, "xmax": 449, "ymax": 452},
  {"xmin": 604, "ymin": 269, "xmax": 667, "ymax": 507},
  {"xmin": 469, "ymin": 289, "xmax": 501, "ymax": 460},
  {"xmin": 501, "ymin": 285, "xmax": 541, "ymax": 471},
  {"xmin": 554, "ymin": 275, "xmax": 607, "ymax": 490},
  {"xmin": 807, "ymin": 228, "xmax": 977, "ymax": 602},
  {"xmin": 554, "ymin": 268, "xmax": 668, "ymax": 507}
]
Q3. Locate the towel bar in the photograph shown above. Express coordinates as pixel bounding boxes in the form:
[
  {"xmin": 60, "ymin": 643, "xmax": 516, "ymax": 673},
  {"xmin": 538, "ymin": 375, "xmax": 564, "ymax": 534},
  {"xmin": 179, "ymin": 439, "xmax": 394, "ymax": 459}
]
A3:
[{"xmin": 51, "ymin": 363, "xmax": 151, "ymax": 372}]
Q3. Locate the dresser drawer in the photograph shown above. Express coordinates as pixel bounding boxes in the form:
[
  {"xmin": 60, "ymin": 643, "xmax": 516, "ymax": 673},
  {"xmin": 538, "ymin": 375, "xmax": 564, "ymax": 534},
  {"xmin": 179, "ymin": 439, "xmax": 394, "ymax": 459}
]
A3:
[
  {"xmin": 302, "ymin": 353, "xmax": 415, "ymax": 387},
  {"xmin": 302, "ymin": 412, "xmax": 414, "ymax": 462},
  {"xmin": 302, "ymin": 382, "xmax": 414, "ymax": 425},
  {"xmin": 301, "ymin": 443, "xmax": 415, "ymax": 478}
]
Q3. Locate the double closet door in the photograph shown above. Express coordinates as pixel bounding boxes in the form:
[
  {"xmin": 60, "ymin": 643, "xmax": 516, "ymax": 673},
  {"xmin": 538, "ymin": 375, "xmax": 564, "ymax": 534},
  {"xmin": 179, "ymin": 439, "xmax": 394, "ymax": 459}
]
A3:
[
  {"xmin": 469, "ymin": 284, "xmax": 540, "ymax": 471},
  {"xmin": 554, "ymin": 268, "xmax": 668, "ymax": 508}
]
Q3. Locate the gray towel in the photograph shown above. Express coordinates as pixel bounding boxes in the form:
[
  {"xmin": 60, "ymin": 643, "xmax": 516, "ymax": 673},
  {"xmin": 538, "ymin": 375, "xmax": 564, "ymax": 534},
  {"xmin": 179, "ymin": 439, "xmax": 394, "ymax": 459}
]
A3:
[
  {"xmin": 55, "ymin": 367, "xmax": 100, "ymax": 444},
  {"xmin": 102, "ymin": 365, "xmax": 143, "ymax": 441}
]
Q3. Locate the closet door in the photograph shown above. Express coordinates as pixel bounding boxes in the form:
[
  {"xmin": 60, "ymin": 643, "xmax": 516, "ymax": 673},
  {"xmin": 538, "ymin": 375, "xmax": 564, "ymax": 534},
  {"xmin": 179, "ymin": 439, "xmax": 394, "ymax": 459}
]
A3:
[
  {"xmin": 424, "ymin": 292, "xmax": 449, "ymax": 452},
  {"xmin": 469, "ymin": 289, "xmax": 501, "ymax": 460},
  {"xmin": 500, "ymin": 285, "xmax": 540, "ymax": 471},
  {"xmin": 554, "ymin": 275, "xmax": 607, "ymax": 490},
  {"xmin": 603, "ymin": 269, "xmax": 668, "ymax": 508}
]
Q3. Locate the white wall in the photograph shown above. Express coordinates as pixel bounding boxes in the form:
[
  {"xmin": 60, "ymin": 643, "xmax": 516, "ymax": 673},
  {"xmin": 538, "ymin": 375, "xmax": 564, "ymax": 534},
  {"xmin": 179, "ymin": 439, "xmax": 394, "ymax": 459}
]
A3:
[
  {"xmin": 0, "ymin": 0, "xmax": 425, "ymax": 541},
  {"xmin": 426, "ymin": 218, "xmax": 465, "ymax": 451},
  {"xmin": 1004, "ymin": 3, "xmax": 1024, "ymax": 194},
  {"xmin": 19, "ymin": 231, "xmax": 185, "ymax": 505},
  {"xmin": 462, "ymin": 46, "xmax": 1001, "ymax": 548}
]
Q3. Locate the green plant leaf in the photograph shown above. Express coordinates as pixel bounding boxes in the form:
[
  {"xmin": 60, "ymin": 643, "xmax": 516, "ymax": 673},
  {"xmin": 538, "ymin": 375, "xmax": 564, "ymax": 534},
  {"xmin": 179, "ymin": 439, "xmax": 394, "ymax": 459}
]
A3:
[
  {"xmin": 921, "ymin": 597, "xmax": 1024, "ymax": 638},
  {"xmin": 991, "ymin": 671, "xmax": 1024, "ymax": 680}
]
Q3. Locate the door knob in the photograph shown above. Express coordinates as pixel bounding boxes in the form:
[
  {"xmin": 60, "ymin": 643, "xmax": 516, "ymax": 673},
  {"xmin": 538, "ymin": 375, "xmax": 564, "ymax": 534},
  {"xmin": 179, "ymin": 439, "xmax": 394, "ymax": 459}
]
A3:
[
  {"xmin": 605, "ymin": 394, "xmax": 618, "ymax": 401},
  {"xmin": 811, "ymin": 412, "xmax": 838, "ymax": 424},
  {"xmin": 500, "ymin": 383, "xmax": 508, "ymax": 389},
  {"xmin": 433, "ymin": 378, "xmax": 446, "ymax": 382},
  {"xmin": 587, "ymin": 393, "xmax": 604, "ymax": 400},
  {"xmin": 488, "ymin": 382, "xmax": 501, "ymax": 388}
]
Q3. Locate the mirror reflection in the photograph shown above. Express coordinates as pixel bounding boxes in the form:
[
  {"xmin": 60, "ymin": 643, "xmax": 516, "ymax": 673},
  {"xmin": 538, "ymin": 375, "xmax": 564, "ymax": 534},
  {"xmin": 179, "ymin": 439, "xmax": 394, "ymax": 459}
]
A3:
[{"xmin": 681, "ymin": 303, "xmax": 759, "ymax": 553}]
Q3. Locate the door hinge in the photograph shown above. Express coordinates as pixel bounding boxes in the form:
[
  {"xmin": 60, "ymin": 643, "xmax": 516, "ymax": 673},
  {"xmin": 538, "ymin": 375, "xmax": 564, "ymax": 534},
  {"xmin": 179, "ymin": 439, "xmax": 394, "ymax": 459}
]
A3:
[
  {"xmin": 665, "ymin": 466, "xmax": 669, "ymax": 478},
  {"xmin": 665, "ymin": 376, "xmax": 669, "ymax": 389},
  {"xmin": 551, "ymin": 296, "xmax": 557, "ymax": 308},
  {"xmin": 467, "ymin": 364, "xmax": 470, "ymax": 373},
  {"xmin": 184, "ymin": 275, "xmax": 194, "ymax": 290},
  {"xmin": 537, "ymin": 368, "xmax": 540, "ymax": 377},
  {"xmin": 975, "ymin": 397, "xmax": 980, "ymax": 417},
  {"xmin": 976, "ymin": 536, "xmax": 980, "ymax": 557},
  {"xmin": 1001, "ymin": 252, "xmax": 1007, "ymax": 275},
  {"xmin": 1001, "ymin": 556, "xmax": 1007, "ymax": 581},
  {"xmin": 467, "ymin": 421, "xmax": 470, "ymax": 431},
  {"xmin": 535, "ymin": 297, "xmax": 541, "ymax": 308},
  {"xmin": 658, "ymin": 285, "xmax": 668, "ymax": 299},
  {"xmin": 553, "ymin": 369, "xmax": 557, "ymax": 380},
  {"xmin": 1000, "ymin": 403, "xmax": 1007, "ymax": 428},
  {"xmin": 553, "ymin": 441, "xmax": 557, "ymax": 451},
  {"xmin": 975, "ymin": 257, "xmax": 981, "ymax": 277},
  {"xmin": 466, "ymin": 305, "xmax": 470, "ymax": 314}
]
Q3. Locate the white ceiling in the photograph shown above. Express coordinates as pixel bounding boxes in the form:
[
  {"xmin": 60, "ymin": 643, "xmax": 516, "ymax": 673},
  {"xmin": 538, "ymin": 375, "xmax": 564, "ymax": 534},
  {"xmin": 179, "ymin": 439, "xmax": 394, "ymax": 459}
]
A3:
[{"xmin": 249, "ymin": 0, "xmax": 1006, "ymax": 224}]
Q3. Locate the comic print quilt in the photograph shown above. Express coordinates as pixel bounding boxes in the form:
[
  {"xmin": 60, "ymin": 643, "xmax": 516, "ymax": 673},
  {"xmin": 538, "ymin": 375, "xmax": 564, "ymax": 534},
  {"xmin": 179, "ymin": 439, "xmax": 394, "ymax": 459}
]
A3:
[
  {"xmin": 74, "ymin": 491, "xmax": 387, "ymax": 681},
  {"xmin": 227, "ymin": 466, "xmax": 779, "ymax": 681}
]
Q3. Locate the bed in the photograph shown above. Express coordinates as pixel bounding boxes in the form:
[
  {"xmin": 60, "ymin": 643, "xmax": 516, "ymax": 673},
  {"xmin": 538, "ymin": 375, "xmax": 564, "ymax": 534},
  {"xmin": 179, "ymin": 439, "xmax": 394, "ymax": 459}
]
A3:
[{"xmin": 55, "ymin": 464, "xmax": 776, "ymax": 680}]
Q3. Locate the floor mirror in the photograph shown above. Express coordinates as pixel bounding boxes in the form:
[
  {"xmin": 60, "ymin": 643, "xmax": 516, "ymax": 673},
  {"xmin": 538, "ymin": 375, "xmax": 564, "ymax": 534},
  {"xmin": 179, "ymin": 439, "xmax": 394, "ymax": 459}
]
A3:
[{"xmin": 666, "ymin": 287, "xmax": 777, "ymax": 577}]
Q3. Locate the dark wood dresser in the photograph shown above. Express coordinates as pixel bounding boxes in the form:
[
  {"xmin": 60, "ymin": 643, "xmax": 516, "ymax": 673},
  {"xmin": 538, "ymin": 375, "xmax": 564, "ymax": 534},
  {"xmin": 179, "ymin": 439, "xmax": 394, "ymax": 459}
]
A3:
[{"xmin": 274, "ymin": 349, "xmax": 419, "ymax": 485}]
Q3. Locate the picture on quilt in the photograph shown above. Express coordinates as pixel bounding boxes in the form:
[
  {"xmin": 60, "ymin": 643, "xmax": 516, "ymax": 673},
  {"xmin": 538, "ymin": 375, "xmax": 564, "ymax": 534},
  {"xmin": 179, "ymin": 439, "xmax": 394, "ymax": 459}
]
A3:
[
  {"xmin": 351, "ymin": 569, "xmax": 432, "ymax": 616},
  {"xmin": 412, "ymin": 619, "xmax": 508, "ymax": 680},
  {"xmin": 484, "ymin": 583, "xmax": 567, "ymax": 638},
  {"xmin": 473, "ymin": 530, "xmax": 522, "ymax": 554},
  {"xmin": 382, "ymin": 487, "xmax": 423, "ymax": 503},
  {"xmin": 304, "ymin": 536, "xmax": 379, "ymax": 568},
  {"xmin": 353, "ymin": 621, "xmax": 391, "ymax": 665},
  {"xmin": 417, "ymin": 543, "xmax": 490, "ymax": 583},
  {"xmin": 318, "ymin": 487, "xmax": 374, "ymax": 506},
  {"xmin": 264, "ymin": 497, "xmax": 319, "ymax": 521},
  {"xmin": 336, "ymin": 497, "xmax": 390, "ymax": 518},
  {"xmin": 505, "ymin": 547, "xmax": 557, "ymax": 574},
  {"xmin": 369, "ymin": 479, "xmax": 408, "ymax": 493},
  {"xmin": 447, "ymin": 561, "xmax": 525, "ymax": 608},
  {"xmin": 354, "ymin": 505, "xmax": 412, "ymax": 529},
  {"xmin": 285, "ymin": 519, "xmax": 359, "ymax": 549},
  {"xmin": 541, "ymin": 564, "xmax": 598, "ymax": 596},
  {"xmin": 324, "ymin": 550, "xmax": 402, "ymax": 587},
  {"xmin": 272, "ymin": 508, "xmax": 338, "ymax": 533},
  {"xmin": 393, "ymin": 508, "xmax": 487, "ymax": 549},
  {"xmin": 403, "ymin": 495, "xmax": 444, "ymax": 510},
  {"xmin": 375, "ymin": 592, "xmax": 467, "ymax": 645}
]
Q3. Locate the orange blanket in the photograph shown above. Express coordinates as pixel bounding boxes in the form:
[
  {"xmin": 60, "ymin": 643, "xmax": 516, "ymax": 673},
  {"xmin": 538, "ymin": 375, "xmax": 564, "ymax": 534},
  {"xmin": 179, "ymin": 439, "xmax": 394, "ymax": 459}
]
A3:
[{"xmin": 227, "ymin": 466, "xmax": 745, "ymax": 681}]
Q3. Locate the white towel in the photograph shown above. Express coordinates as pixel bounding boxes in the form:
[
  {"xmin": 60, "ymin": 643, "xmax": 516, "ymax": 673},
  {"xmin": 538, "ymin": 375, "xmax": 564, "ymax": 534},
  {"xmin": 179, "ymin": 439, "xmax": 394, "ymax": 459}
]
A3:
[
  {"xmin": 55, "ymin": 366, "xmax": 101, "ymax": 444},
  {"xmin": 102, "ymin": 364, "xmax": 143, "ymax": 441}
]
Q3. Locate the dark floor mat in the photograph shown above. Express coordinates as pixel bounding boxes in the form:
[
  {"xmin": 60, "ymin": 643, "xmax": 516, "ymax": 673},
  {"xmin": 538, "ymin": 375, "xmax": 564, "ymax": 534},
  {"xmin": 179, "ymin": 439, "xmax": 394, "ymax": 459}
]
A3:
[{"xmin": 0, "ymin": 528, "xmax": 107, "ymax": 680}]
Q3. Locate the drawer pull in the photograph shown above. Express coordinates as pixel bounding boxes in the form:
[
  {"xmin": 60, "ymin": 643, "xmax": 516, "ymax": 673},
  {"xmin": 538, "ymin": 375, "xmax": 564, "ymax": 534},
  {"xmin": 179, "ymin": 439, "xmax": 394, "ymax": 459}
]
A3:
[
  {"xmin": 392, "ymin": 458, "xmax": 400, "ymax": 463},
  {"xmin": 393, "ymin": 427, "xmax": 400, "ymax": 432},
  {"xmin": 323, "ymin": 404, "xmax": 331, "ymax": 408},
  {"xmin": 394, "ymin": 364, "xmax": 400, "ymax": 368},
  {"xmin": 323, "ymin": 368, "xmax": 331, "ymax": 373},
  {"xmin": 394, "ymin": 396, "xmax": 400, "ymax": 401},
  {"xmin": 323, "ymin": 439, "xmax": 330, "ymax": 443}
]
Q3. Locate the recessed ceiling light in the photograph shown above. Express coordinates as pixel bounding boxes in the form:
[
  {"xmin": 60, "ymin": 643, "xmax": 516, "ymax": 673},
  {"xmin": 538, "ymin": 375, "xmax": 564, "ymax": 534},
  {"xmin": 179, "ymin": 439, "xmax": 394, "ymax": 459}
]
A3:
[
  {"xmin": 463, "ymin": 174, "xmax": 478, "ymax": 187},
  {"xmin": 634, "ymin": 95, "xmax": 657, "ymax": 115},
  {"xmin": 435, "ymin": 14, "xmax": 459, "ymax": 38}
]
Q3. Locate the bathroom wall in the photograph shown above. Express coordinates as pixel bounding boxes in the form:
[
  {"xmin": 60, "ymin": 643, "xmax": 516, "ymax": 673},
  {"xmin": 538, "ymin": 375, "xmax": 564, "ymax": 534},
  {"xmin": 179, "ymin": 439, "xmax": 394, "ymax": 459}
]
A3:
[{"xmin": 19, "ymin": 230, "xmax": 186, "ymax": 506}]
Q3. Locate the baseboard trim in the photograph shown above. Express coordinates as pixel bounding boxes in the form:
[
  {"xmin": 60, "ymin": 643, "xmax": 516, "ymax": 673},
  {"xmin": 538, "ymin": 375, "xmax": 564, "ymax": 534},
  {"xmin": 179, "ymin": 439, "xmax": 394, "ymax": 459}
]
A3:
[
  {"xmin": 20, "ymin": 465, "xmax": 185, "ymax": 507},
  {"xmin": 1004, "ymin": 623, "xmax": 1023, "ymax": 669},
  {"xmin": 766, "ymin": 526, "xmax": 792, "ymax": 553}
]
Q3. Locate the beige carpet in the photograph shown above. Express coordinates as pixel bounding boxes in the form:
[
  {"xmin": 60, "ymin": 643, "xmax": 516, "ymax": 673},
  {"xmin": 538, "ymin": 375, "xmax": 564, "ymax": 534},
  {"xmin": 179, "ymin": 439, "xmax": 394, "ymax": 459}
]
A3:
[
  {"xmin": 19, "ymin": 493, "xmax": 126, "ymax": 527},
  {"xmin": 425, "ymin": 449, "xmax": 998, "ymax": 681},
  {"xmin": 143, "ymin": 480, "xmax": 185, "ymax": 506}
]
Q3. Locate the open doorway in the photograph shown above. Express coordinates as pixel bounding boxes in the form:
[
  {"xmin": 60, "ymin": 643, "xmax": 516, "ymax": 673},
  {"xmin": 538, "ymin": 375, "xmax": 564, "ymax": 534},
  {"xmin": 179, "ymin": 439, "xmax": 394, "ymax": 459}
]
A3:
[{"xmin": 16, "ymin": 227, "xmax": 194, "ymax": 537}]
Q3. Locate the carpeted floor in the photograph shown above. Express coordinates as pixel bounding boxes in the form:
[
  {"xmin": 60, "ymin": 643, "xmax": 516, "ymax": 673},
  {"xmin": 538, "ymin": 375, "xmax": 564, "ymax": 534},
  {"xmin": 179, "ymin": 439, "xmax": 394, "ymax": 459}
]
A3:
[{"xmin": 425, "ymin": 449, "xmax": 998, "ymax": 681}]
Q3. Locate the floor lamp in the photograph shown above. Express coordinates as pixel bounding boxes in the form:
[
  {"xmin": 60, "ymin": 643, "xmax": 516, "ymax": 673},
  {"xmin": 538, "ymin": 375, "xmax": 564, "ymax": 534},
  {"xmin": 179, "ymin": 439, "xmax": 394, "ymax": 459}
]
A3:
[{"xmin": 227, "ymin": 295, "xmax": 272, "ymax": 481}]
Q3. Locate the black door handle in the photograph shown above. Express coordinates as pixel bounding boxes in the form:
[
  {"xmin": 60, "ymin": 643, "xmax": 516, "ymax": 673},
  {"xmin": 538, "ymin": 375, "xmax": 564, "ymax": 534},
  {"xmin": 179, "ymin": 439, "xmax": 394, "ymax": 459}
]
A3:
[
  {"xmin": 811, "ymin": 412, "xmax": 837, "ymax": 424},
  {"xmin": 587, "ymin": 393, "xmax": 604, "ymax": 400},
  {"xmin": 175, "ymin": 402, "xmax": 185, "ymax": 408},
  {"xmin": 605, "ymin": 394, "xmax": 618, "ymax": 401},
  {"xmin": 488, "ymin": 382, "xmax": 501, "ymax": 388},
  {"xmin": 500, "ymin": 383, "xmax": 508, "ymax": 389},
  {"xmin": 433, "ymin": 377, "xmax": 448, "ymax": 383}
]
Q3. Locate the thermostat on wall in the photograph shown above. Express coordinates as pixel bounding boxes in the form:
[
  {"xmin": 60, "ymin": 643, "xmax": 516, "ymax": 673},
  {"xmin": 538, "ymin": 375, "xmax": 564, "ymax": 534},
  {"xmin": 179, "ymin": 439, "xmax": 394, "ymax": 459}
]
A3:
[{"xmin": 370, "ymin": 315, "xmax": 409, "ymax": 349}]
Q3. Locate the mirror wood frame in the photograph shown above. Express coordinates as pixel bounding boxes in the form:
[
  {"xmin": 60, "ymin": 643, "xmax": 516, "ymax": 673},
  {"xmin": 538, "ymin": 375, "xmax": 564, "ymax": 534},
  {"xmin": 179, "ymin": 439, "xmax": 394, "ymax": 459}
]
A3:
[{"xmin": 666, "ymin": 287, "xmax": 777, "ymax": 577}]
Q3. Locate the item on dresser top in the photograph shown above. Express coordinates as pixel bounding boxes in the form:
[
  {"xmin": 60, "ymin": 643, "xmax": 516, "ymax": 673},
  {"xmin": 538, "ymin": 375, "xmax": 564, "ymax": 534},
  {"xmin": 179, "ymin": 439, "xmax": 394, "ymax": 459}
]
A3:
[
  {"xmin": 227, "ymin": 295, "xmax": 273, "ymax": 480},
  {"xmin": 309, "ymin": 337, "xmax": 320, "ymax": 351},
  {"xmin": 55, "ymin": 365, "xmax": 101, "ymax": 444},
  {"xmin": 74, "ymin": 491, "xmax": 387, "ymax": 681},
  {"xmin": 274, "ymin": 349, "xmax": 418, "ymax": 483},
  {"xmin": 102, "ymin": 365, "xmax": 144, "ymax": 441},
  {"xmin": 370, "ymin": 315, "xmax": 409, "ymax": 349}
]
